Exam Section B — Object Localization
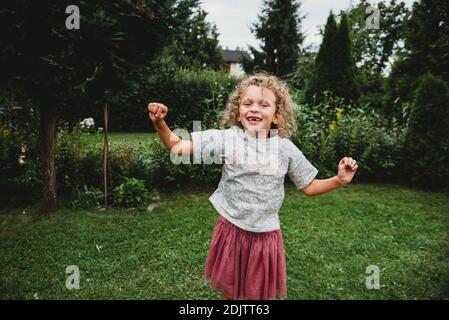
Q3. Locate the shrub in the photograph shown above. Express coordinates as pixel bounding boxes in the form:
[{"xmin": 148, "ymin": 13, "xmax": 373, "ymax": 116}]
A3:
[
  {"xmin": 0, "ymin": 92, "xmax": 41, "ymax": 205},
  {"xmin": 63, "ymin": 68, "xmax": 240, "ymax": 133},
  {"xmin": 145, "ymin": 138, "xmax": 221, "ymax": 191},
  {"xmin": 70, "ymin": 185, "xmax": 103, "ymax": 209},
  {"xmin": 145, "ymin": 69, "xmax": 239, "ymax": 131},
  {"xmin": 291, "ymin": 93, "xmax": 405, "ymax": 183},
  {"xmin": 109, "ymin": 145, "xmax": 137, "ymax": 187},
  {"xmin": 56, "ymin": 121, "xmax": 84, "ymax": 194},
  {"xmin": 113, "ymin": 177, "xmax": 154, "ymax": 208}
]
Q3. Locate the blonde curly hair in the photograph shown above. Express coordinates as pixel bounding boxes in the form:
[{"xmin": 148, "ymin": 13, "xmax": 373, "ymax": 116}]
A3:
[{"xmin": 219, "ymin": 72, "xmax": 296, "ymax": 138}]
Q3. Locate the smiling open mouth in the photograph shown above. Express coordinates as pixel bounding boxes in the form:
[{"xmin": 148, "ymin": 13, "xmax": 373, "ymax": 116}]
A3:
[{"xmin": 246, "ymin": 116, "xmax": 262, "ymax": 122}]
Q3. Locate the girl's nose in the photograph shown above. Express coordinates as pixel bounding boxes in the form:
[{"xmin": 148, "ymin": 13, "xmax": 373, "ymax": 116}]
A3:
[{"xmin": 249, "ymin": 104, "xmax": 260, "ymax": 112}]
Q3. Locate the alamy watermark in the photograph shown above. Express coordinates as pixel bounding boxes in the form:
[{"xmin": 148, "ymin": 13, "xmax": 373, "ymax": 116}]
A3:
[
  {"xmin": 365, "ymin": 6, "xmax": 380, "ymax": 30},
  {"xmin": 66, "ymin": 265, "xmax": 80, "ymax": 290},
  {"xmin": 65, "ymin": 5, "xmax": 80, "ymax": 30},
  {"xmin": 168, "ymin": 121, "xmax": 280, "ymax": 175},
  {"xmin": 365, "ymin": 265, "xmax": 380, "ymax": 289}
]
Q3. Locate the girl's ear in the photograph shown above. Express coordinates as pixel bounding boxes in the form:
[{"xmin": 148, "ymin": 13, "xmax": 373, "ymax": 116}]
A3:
[{"xmin": 272, "ymin": 112, "xmax": 279, "ymax": 125}]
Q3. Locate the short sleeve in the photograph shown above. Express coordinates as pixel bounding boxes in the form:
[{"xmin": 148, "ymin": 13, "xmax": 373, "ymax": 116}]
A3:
[
  {"xmin": 190, "ymin": 129, "xmax": 224, "ymax": 164},
  {"xmin": 287, "ymin": 141, "xmax": 318, "ymax": 190}
]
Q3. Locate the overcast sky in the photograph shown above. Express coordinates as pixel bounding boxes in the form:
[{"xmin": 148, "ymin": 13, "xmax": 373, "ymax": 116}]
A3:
[{"xmin": 201, "ymin": 0, "xmax": 417, "ymax": 51}]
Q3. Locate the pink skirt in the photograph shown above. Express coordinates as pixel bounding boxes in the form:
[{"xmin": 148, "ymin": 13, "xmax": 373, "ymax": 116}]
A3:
[{"xmin": 203, "ymin": 214, "xmax": 287, "ymax": 300}]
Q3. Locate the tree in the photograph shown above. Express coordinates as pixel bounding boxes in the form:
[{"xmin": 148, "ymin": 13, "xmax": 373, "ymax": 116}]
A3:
[
  {"xmin": 0, "ymin": 0, "xmax": 186, "ymax": 213},
  {"xmin": 305, "ymin": 13, "xmax": 338, "ymax": 103},
  {"xmin": 243, "ymin": 0, "xmax": 306, "ymax": 78},
  {"xmin": 348, "ymin": 0, "xmax": 410, "ymax": 74},
  {"xmin": 403, "ymin": 73, "xmax": 449, "ymax": 189},
  {"xmin": 385, "ymin": 0, "xmax": 449, "ymax": 123},
  {"xmin": 284, "ymin": 51, "xmax": 316, "ymax": 90},
  {"xmin": 346, "ymin": 0, "xmax": 410, "ymax": 111},
  {"xmin": 333, "ymin": 13, "xmax": 360, "ymax": 103},
  {"xmin": 162, "ymin": 7, "xmax": 224, "ymax": 71},
  {"xmin": 305, "ymin": 12, "xmax": 359, "ymax": 104}
]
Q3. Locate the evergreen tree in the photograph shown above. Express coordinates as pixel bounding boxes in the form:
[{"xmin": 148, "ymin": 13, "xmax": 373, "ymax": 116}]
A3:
[
  {"xmin": 306, "ymin": 12, "xmax": 338, "ymax": 103},
  {"xmin": 403, "ymin": 73, "xmax": 449, "ymax": 189},
  {"xmin": 243, "ymin": 0, "xmax": 305, "ymax": 77},
  {"xmin": 305, "ymin": 12, "xmax": 359, "ymax": 104},
  {"xmin": 385, "ymin": 0, "xmax": 449, "ymax": 123},
  {"xmin": 334, "ymin": 13, "xmax": 360, "ymax": 102},
  {"xmin": 162, "ymin": 7, "xmax": 224, "ymax": 71},
  {"xmin": 405, "ymin": 0, "xmax": 449, "ymax": 83},
  {"xmin": 284, "ymin": 51, "xmax": 316, "ymax": 90}
]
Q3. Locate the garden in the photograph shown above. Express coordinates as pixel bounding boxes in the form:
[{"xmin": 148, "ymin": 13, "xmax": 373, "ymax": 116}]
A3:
[{"xmin": 1, "ymin": 0, "xmax": 448, "ymax": 300}]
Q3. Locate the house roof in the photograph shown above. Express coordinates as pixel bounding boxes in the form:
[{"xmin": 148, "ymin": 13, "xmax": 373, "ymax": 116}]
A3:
[{"xmin": 221, "ymin": 49, "xmax": 252, "ymax": 63}]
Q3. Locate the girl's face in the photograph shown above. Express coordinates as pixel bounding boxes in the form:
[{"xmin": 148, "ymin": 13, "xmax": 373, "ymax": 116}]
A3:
[{"xmin": 237, "ymin": 85, "xmax": 279, "ymax": 138}]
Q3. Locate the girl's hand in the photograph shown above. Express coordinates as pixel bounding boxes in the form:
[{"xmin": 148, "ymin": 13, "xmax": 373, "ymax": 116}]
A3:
[
  {"xmin": 148, "ymin": 102, "xmax": 168, "ymax": 122},
  {"xmin": 337, "ymin": 157, "xmax": 358, "ymax": 185}
]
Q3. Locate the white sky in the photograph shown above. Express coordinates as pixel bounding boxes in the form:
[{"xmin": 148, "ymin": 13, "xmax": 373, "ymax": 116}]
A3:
[{"xmin": 201, "ymin": 0, "xmax": 417, "ymax": 51}]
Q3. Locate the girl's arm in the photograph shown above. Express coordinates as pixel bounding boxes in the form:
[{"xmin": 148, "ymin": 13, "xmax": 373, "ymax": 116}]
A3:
[
  {"xmin": 148, "ymin": 103, "xmax": 193, "ymax": 156},
  {"xmin": 302, "ymin": 157, "xmax": 358, "ymax": 196}
]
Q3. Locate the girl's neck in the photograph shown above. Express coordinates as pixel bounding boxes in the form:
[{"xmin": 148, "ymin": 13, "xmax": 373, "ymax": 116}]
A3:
[{"xmin": 241, "ymin": 127, "xmax": 276, "ymax": 140}]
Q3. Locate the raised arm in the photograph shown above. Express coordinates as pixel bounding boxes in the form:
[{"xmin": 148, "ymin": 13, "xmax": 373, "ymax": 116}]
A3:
[{"xmin": 148, "ymin": 102, "xmax": 193, "ymax": 156}]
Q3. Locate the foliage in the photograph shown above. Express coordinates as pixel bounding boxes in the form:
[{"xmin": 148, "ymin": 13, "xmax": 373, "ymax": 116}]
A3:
[
  {"xmin": 403, "ymin": 73, "xmax": 449, "ymax": 189},
  {"xmin": 243, "ymin": 0, "xmax": 306, "ymax": 77},
  {"xmin": 0, "ymin": 91, "xmax": 41, "ymax": 206},
  {"xmin": 344, "ymin": 0, "xmax": 410, "ymax": 113},
  {"xmin": 292, "ymin": 94, "xmax": 404, "ymax": 183},
  {"xmin": 113, "ymin": 177, "xmax": 154, "ymax": 208},
  {"xmin": 305, "ymin": 12, "xmax": 360, "ymax": 104},
  {"xmin": 70, "ymin": 185, "xmax": 103, "ymax": 209},
  {"xmin": 68, "ymin": 68, "xmax": 238, "ymax": 133},
  {"xmin": 145, "ymin": 138, "xmax": 222, "ymax": 192},
  {"xmin": 384, "ymin": 0, "xmax": 449, "ymax": 124},
  {"xmin": 348, "ymin": 0, "xmax": 410, "ymax": 74},
  {"xmin": 284, "ymin": 51, "xmax": 316, "ymax": 90},
  {"xmin": 161, "ymin": 5, "xmax": 224, "ymax": 71},
  {"xmin": 145, "ymin": 69, "xmax": 239, "ymax": 132},
  {"xmin": 0, "ymin": 0, "xmax": 189, "ymax": 211}
]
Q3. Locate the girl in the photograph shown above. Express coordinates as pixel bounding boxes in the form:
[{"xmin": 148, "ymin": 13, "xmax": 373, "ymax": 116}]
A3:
[{"xmin": 148, "ymin": 73, "xmax": 358, "ymax": 300}]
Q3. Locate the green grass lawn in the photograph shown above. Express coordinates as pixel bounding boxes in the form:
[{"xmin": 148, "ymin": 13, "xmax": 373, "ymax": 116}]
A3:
[
  {"xmin": 1, "ymin": 183, "xmax": 448, "ymax": 300},
  {"xmin": 80, "ymin": 132, "xmax": 158, "ymax": 149}
]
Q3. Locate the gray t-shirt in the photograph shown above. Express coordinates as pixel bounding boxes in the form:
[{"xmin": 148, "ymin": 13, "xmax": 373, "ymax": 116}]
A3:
[{"xmin": 190, "ymin": 125, "xmax": 318, "ymax": 232}]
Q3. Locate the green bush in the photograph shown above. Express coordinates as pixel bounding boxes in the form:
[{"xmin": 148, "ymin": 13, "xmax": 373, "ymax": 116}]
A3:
[
  {"xmin": 143, "ymin": 138, "xmax": 221, "ymax": 192},
  {"xmin": 291, "ymin": 93, "xmax": 405, "ymax": 183},
  {"xmin": 113, "ymin": 177, "xmax": 154, "ymax": 208},
  {"xmin": 63, "ymin": 68, "xmax": 240, "ymax": 133},
  {"xmin": 76, "ymin": 147, "xmax": 103, "ymax": 189},
  {"xmin": 403, "ymin": 73, "xmax": 449, "ymax": 189},
  {"xmin": 145, "ymin": 69, "xmax": 239, "ymax": 131},
  {"xmin": 56, "ymin": 122, "xmax": 84, "ymax": 194},
  {"xmin": 70, "ymin": 185, "xmax": 103, "ymax": 209},
  {"xmin": 6, "ymin": 71, "xmax": 448, "ymax": 208},
  {"xmin": 0, "ymin": 93, "xmax": 41, "ymax": 206},
  {"xmin": 109, "ymin": 145, "xmax": 137, "ymax": 187}
]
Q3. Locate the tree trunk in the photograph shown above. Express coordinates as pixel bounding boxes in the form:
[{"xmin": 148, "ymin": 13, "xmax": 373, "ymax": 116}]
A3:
[
  {"xmin": 40, "ymin": 106, "xmax": 59, "ymax": 213},
  {"xmin": 102, "ymin": 101, "xmax": 110, "ymax": 208}
]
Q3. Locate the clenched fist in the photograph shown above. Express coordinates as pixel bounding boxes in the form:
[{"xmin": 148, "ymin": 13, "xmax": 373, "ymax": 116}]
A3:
[{"xmin": 148, "ymin": 102, "xmax": 168, "ymax": 122}]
